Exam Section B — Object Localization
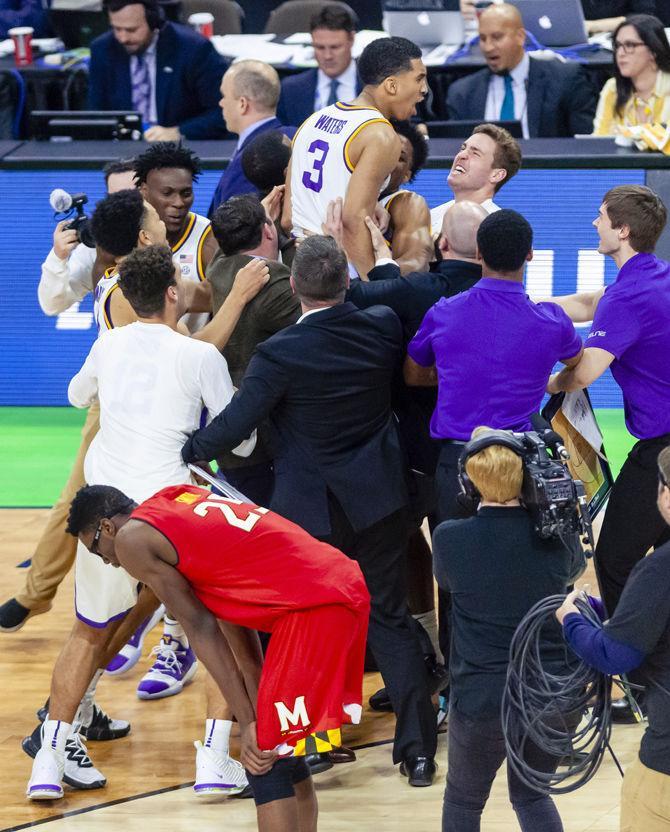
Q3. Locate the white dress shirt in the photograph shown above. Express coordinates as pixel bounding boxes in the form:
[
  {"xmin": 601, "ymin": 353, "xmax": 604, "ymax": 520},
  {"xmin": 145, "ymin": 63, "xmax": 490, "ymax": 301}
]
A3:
[
  {"xmin": 315, "ymin": 60, "xmax": 358, "ymax": 110},
  {"xmin": 130, "ymin": 33, "xmax": 159, "ymax": 124},
  {"xmin": 484, "ymin": 52, "xmax": 530, "ymax": 139}
]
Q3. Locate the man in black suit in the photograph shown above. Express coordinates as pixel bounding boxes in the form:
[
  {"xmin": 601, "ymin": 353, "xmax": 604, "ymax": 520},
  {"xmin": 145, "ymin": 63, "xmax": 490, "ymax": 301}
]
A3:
[
  {"xmin": 88, "ymin": 0, "xmax": 227, "ymax": 141},
  {"xmin": 182, "ymin": 235, "xmax": 438, "ymax": 786},
  {"xmin": 277, "ymin": 4, "xmax": 362, "ymax": 128},
  {"xmin": 447, "ymin": 3, "xmax": 597, "ymax": 138}
]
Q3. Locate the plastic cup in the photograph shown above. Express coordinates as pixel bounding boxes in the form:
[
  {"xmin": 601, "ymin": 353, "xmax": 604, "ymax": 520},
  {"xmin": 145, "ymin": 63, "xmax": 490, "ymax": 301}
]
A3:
[
  {"xmin": 9, "ymin": 26, "xmax": 34, "ymax": 67},
  {"xmin": 188, "ymin": 13, "xmax": 214, "ymax": 39}
]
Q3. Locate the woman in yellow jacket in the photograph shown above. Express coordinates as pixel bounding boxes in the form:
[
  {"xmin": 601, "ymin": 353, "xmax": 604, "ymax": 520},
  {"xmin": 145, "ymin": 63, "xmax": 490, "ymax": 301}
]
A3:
[{"xmin": 593, "ymin": 14, "xmax": 670, "ymax": 135}]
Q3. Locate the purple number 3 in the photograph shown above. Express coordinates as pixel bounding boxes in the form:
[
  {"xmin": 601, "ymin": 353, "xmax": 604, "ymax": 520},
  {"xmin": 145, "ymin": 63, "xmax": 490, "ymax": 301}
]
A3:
[{"xmin": 302, "ymin": 139, "xmax": 329, "ymax": 193}]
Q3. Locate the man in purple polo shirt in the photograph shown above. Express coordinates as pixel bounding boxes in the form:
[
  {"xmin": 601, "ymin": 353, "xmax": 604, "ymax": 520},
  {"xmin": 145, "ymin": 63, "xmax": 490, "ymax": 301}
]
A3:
[
  {"xmin": 405, "ymin": 209, "xmax": 583, "ymax": 524},
  {"xmin": 548, "ymin": 185, "xmax": 670, "ymax": 630}
]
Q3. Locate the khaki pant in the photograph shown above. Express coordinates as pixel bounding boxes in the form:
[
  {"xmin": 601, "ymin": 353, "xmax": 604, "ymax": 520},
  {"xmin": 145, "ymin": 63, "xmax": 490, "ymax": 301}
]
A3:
[
  {"xmin": 620, "ymin": 756, "xmax": 670, "ymax": 832},
  {"xmin": 16, "ymin": 403, "xmax": 100, "ymax": 611}
]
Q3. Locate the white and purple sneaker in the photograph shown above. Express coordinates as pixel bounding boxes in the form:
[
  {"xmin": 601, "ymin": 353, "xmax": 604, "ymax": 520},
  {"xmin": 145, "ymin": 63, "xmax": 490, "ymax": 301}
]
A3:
[
  {"xmin": 27, "ymin": 745, "xmax": 64, "ymax": 800},
  {"xmin": 136, "ymin": 635, "xmax": 198, "ymax": 700},
  {"xmin": 193, "ymin": 741, "xmax": 248, "ymax": 797},
  {"xmin": 106, "ymin": 604, "xmax": 165, "ymax": 676}
]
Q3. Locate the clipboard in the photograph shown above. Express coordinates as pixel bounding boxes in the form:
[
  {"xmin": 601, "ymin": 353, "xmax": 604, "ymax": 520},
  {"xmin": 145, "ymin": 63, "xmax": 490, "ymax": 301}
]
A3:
[{"xmin": 542, "ymin": 390, "xmax": 614, "ymax": 520}]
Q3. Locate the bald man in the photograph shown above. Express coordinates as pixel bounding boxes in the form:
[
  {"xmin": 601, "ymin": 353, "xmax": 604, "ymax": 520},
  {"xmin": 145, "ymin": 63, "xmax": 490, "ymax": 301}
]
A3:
[
  {"xmin": 208, "ymin": 60, "xmax": 297, "ymax": 216},
  {"xmin": 446, "ymin": 3, "xmax": 596, "ymax": 137}
]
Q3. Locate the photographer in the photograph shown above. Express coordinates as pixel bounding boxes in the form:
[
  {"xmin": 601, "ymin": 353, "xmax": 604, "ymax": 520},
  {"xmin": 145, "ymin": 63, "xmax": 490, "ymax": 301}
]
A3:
[
  {"xmin": 434, "ymin": 428, "xmax": 578, "ymax": 832},
  {"xmin": 37, "ymin": 161, "xmax": 136, "ymax": 316},
  {"xmin": 556, "ymin": 445, "xmax": 670, "ymax": 832}
]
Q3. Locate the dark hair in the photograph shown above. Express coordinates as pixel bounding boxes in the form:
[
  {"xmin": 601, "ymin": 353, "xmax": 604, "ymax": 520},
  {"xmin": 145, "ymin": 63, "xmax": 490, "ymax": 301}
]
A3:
[
  {"xmin": 477, "ymin": 209, "xmax": 533, "ymax": 272},
  {"xmin": 103, "ymin": 0, "xmax": 163, "ymax": 29},
  {"xmin": 133, "ymin": 142, "xmax": 202, "ymax": 186},
  {"xmin": 211, "ymin": 194, "xmax": 268, "ymax": 256},
  {"xmin": 603, "ymin": 184, "xmax": 667, "ymax": 253},
  {"xmin": 292, "ymin": 235, "xmax": 348, "ymax": 302},
  {"xmin": 310, "ymin": 3, "xmax": 357, "ymax": 32},
  {"xmin": 66, "ymin": 485, "xmax": 136, "ymax": 537},
  {"xmin": 358, "ymin": 36, "xmax": 422, "ymax": 87},
  {"xmin": 117, "ymin": 244, "xmax": 176, "ymax": 316},
  {"xmin": 612, "ymin": 15, "xmax": 670, "ymax": 116},
  {"xmin": 472, "ymin": 123, "xmax": 522, "ymax": 193},
  {"xmin": 103, "ymin": 158, "xmax": 135, "ymax": 184},
  {"xmin": 91, "ymin": 189, "xmax": 146, "ymax": 257},
  {"xmin": 241, "ymin": 130, "xmax": 291, "ymax": 197},
  {"xmin": 390, "ymin": 119, "xmax": 428, "ymax": 181}
]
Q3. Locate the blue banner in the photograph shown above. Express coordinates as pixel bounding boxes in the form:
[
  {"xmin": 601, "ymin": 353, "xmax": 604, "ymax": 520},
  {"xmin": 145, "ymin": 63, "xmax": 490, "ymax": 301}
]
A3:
[{"xmin": 0, "ymin": 166, "xmax": 645, "ymax": 406}]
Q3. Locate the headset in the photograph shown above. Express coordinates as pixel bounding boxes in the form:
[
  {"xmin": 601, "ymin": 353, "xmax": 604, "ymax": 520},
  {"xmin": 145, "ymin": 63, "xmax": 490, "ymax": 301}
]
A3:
[
  {"xmin": 103, "ymin": 0, "xmax": 165, "ymax": 31},
  {"xmin": 457, "ymin": 429, "xmax": 526, "ymax": 504}
]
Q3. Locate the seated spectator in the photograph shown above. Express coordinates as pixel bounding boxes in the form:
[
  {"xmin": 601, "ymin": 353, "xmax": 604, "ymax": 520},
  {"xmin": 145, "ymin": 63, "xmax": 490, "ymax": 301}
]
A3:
[
  {"xmin": 447, "ymin": 3, "xmax": 597, "ymax": 138},
  {"xmin": 0, "ymin": 0, "xmax": 49, "ymax": 38},
  {"xmin": 208, "ymin": 60, "xmax": 296, "ymax": 217},
  {"xmin": 277, "ymin": 4, "xmax": 361, "ymax": 128},
  {"xmin": 581, "ymin": 0, "xmax": 657, "ymax": 35},
  {"xmin": 88, "ymin": 0, "xmax": 227, "ymax": 141},
  {"xmin": 593, "ymin": 14, "xmax": 670, "ymax": 136}
]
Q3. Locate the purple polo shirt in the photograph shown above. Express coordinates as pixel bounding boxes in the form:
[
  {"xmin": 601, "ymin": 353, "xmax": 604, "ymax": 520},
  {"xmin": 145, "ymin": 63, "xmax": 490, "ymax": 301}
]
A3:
[
  {"xmin": 408, "ymin": 278, "xmax": 582, "ymax": 440},
  {"xmin": 586, "ymin": 252, "xmax": 670, "ymax": 440}
]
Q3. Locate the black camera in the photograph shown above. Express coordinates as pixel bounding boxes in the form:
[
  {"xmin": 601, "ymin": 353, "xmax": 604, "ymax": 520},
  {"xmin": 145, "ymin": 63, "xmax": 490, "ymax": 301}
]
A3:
[
  {"xmin": 458, "ymin": 426, "xmax": 594, "ymax": 558},
  {"xmin": 49, "ymin": 189, "xmax": 96, "ymax": 248}
]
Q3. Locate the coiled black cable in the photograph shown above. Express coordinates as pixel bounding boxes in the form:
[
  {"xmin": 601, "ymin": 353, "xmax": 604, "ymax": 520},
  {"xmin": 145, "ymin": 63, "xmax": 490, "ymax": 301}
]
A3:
[{"xmin": 501, "ymin": 594, "xmax": 612, "ymax": 794}]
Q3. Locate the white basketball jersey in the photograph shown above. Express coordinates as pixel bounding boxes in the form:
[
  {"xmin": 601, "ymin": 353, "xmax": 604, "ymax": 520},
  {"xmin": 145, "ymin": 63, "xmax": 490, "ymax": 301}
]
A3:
[
  {"xmin": 291, "ymin": 102, "xmax": 391, "ymax": 237},
  {"xmin": 92, "ymin": 212, "xmax": 213, "ymax": 334}
]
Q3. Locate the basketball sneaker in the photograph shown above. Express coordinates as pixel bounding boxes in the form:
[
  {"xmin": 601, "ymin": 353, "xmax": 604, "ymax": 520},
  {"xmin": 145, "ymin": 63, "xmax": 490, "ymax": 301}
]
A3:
[
  {"xmin": 193, "ymin": 741, "xmax": 249, "ymax": 796},
  {"xmin": 23, "ymin": 723, "xmax": 107, "ymax": 790},
  {"xmin": 136, "ymin": 635, "xmax": 198, "ymax": 700},
  {"xmin": 35, "ymin": 698, "xmax": 130, "ymax": 741},
  {"xmin": 27, "ymin": 744, "xmax": 64, "ymax": 800},
  {"xmin": 105, "ymin": 604, "xmax": 165, "ymax": 676}
]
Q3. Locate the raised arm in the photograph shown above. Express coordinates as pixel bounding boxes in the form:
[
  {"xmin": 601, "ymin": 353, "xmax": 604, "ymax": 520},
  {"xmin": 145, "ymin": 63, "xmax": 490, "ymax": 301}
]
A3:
[
  {"xmin": 387, "ymin": 192, "xmax": 433, "ymax": 275},
  {"xmin": 542, "ymin": 287, "xmax": 605, "ymax": 323}
]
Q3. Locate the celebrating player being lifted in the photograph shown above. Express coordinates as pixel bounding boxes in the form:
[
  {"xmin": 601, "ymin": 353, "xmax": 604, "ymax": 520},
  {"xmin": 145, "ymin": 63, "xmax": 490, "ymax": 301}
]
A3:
[
  {"xmin": 63, "ymin": 483, "xmax": 371, "ymax": 832},
  {"xmin": 283, "ymin": 36, "xmax": 427, "ymax": 277}
]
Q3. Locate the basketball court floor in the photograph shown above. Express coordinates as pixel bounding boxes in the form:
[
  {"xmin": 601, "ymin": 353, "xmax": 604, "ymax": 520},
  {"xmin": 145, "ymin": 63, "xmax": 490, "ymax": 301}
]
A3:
[{"xmin": 1, "ymin": 508, "xmax": 642, "ymax": 832}]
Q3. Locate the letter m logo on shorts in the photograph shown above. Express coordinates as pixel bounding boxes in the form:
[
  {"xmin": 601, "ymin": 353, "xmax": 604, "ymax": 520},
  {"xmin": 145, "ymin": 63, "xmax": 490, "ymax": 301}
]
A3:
[{"xmin": 274, "ymin": 696, "xmax": 310, "ymax": 734}]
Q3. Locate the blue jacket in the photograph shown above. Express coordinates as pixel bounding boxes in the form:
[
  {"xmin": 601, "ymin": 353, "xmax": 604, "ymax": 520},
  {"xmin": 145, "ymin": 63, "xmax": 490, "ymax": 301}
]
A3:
[
  {"xmin": 207, "ymin": 117, "xmax": 296, "ymax": 217},
  {"xmin": 88, "ymin": 22, "xmax": 228, "ymax": 140},
  {"xmin": 277, "ymin": 67, "xmax": 362, "ymax": 128}
]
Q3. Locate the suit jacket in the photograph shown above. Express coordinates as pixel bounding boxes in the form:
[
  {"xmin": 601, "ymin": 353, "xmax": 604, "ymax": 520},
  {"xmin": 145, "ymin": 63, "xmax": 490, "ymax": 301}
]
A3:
[
  {"xmin": 446, "ymin": 56, "xmax": 597, "ymax": 138},
  {"xmin": 182, "ymin": 302, "xmax": 409, "ymax": 536},
  {"xmin": 207, "ymin": 117, "xmax": 296, "ymax": 217},
  {"xmin": 88, "ymin": 22, "xmax": 228, "ymax": 140},
  {"xmin": 277, "ymin": 67, "xmax": 363, "ymax": 128},
  {"xmin": 349, "ymin": 259, "xmax": 483, "ymax": 477},
  {"xmin": 206, "ymin": 251, "xmax": 301, "ymax": 470}
]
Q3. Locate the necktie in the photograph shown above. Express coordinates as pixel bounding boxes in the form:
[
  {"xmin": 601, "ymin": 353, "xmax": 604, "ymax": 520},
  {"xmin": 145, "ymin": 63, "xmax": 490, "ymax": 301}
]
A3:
[
  {"xmin": 131, "ymin": 53, "xmax": 152, "ymax": 123},
  {"xmin": 500, "ymin": 73, "xmax": 515, "ymax": 121},
  {"xmin": 326, "ymin": 78, "xmax": 339, "ymax": 106}
]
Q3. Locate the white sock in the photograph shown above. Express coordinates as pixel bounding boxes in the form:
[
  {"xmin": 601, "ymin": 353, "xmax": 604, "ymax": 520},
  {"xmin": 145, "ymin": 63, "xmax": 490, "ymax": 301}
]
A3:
[
  {"xmin": 42, "ymin": 719, "xmax": 71, "ymax": 754},
  {"xmin": 414, "ymin": 609, "xmax": 443, "ymax": 664},
  {"xmin": 163, "ymin": 617, "xmax": 188, "ymax": 647},
  {"xmin": 204, "ymin": 718, "xmax": 232, "ymax": 756}
]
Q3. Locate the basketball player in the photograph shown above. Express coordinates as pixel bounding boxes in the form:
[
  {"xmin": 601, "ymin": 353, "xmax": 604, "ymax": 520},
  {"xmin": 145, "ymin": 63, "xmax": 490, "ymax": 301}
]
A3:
[
  {"xmin": 25, "ymin": 245, "xmax": 259, "ymax": 801},
  {"xmin": 282, "ymin": 36, "xmax": 427, "ymax": 277},
  {"xmin": 61, "ymin": 481, "xmax": 370, "ymax": 832},
  {"xmin": 378, "ymin": 120, "xmax": 432, "ymax": 274}
]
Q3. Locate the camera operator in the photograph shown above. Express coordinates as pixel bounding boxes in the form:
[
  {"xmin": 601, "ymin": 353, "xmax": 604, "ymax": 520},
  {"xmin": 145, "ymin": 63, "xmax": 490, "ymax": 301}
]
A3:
[
  {"xmin": 548, "ymin": 186, "xmax": 670, "ymax": 639},
  {"xmin": 556, "ymin": 445, "xmax": 670, "ymax": 832},
  {"xmin": 435, "ymin": 427, "xmax": 579, "ymax": 832},
  {"xmin": 37, "ymin": 161, "xmax": 136, "ymax": 316}
]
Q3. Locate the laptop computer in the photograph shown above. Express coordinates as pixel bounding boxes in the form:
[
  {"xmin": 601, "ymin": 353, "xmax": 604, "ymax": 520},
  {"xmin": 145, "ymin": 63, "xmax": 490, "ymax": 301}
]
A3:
[
  {"xmin": 383, "ymin": 10, "xmax": 465, "ymax": 48},
  {"xmin": 511, "ymin": 0, "xmax": 588, "ymax": 47}
]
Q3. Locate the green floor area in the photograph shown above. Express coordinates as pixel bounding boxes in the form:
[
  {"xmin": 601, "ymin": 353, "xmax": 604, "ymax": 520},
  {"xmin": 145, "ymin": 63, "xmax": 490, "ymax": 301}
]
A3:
[{"xmin": 0, "ymin": 406, "xmax": 637, "ymax": 508}]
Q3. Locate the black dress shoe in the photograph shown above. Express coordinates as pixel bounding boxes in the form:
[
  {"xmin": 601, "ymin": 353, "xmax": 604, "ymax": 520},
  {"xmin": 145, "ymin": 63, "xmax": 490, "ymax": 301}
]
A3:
[
  {"xmin": 611, "ymin": 697, "xmax": 645, "ymax": 724},
  {"xmin": 369, "ymin": 687, "xmax": 393, "ymax": 712},
  {"xmin": 304, "ymin": 752, "xmax": 334, "ymax": 775},
  {"xmin": 399, "ymin": 756, "xmax": 437, "ymax": 787},
  {"xmin": 329, "ymin": 746, "xmax": 356, "ymax": 764}
]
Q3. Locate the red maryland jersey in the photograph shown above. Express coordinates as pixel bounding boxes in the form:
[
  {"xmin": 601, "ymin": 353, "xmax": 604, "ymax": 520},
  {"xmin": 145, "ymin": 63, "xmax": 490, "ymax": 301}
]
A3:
[
  {"xmin": 131, "ymin": 484, "xmax": 370, "ymax": 753},
  {"xmin": 131, "ymin": 484, "xmax": 369, "ymax": 631}
]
